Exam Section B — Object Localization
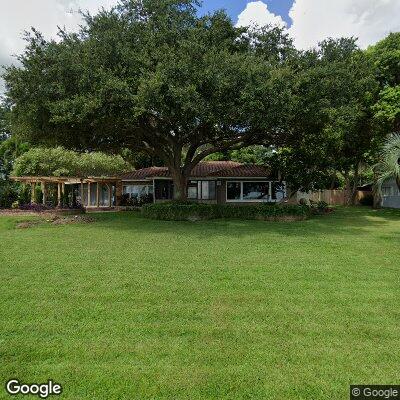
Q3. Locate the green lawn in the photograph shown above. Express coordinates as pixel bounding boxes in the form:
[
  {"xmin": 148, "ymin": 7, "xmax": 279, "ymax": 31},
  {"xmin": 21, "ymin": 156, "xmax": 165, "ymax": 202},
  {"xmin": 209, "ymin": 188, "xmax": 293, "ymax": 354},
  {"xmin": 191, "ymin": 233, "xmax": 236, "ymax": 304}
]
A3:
[{"xmin": 1, "ymin": 207, "xmax": 399, "ymax": 399}]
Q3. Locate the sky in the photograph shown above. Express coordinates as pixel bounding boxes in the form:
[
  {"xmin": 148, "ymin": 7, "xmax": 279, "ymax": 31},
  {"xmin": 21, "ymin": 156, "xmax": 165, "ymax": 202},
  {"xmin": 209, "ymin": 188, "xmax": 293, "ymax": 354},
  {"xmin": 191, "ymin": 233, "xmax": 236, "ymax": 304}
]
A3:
[{"xmin": 1, "ymin": 0, "xmax": 400, "ymax": 92}]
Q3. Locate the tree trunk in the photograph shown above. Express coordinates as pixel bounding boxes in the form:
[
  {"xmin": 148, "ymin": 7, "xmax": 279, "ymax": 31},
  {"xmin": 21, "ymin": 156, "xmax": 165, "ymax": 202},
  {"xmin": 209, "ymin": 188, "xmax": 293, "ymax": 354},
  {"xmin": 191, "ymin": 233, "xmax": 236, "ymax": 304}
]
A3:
[
  {"xmin": 170, "ymin": 168, "xmax": 188, "ymax": 201},
  {"xmin": 349, "ymin": 169, "xmax": 360, "ymax": 206},
  {"xmin": 343, "ymin": 172, "xmax": 351, "ymax": 206},
  {"xmin": 349, "ymin": 162, "xmax": 363, "ymax": 206},
  {"xmin": 373, "ymin": 187, "xmax": 382, "ymax": 209},
  {"xmin": 344, "ymin": 164, "xmax": 360, "ymax": 206}
]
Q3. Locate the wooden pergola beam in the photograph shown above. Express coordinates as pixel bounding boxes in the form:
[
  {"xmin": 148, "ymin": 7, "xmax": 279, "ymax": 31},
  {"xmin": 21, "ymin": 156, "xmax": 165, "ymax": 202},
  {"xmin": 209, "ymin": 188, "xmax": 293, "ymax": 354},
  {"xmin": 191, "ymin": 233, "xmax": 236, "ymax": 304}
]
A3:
[
  {"xmin": 57, "ymin": 183, "xmax": 62, "ymax": 208},
  {"xmin": 10, "ymin": 175, "xmax": 119, "ymax": 208},
  {"xmin": 10, "ymin": 176, "xmax": 119, "ymax": 184}
]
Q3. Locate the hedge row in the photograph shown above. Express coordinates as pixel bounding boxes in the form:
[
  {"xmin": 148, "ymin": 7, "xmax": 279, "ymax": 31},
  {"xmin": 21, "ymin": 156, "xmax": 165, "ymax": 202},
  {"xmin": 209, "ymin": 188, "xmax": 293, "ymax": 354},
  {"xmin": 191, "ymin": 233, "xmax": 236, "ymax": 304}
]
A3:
[{"xmin": 141, "ymin": 202, "xmax": 311, "ymax": 221}]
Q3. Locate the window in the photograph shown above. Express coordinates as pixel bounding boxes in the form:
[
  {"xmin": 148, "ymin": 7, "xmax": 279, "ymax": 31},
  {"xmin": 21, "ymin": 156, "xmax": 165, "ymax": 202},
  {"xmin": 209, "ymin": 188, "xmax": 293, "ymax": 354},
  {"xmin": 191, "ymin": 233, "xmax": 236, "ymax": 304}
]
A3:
[
  {"xmin": 243, "ymin": 182, "xmax": 269, "ymax": 200},
  {"xmin": 227, "ymin": 182, "xmax": 241, "ymax": 200},
  {"xmin": 188, "ymin": 181, "xmax": 216, "ymax": 200},
  {"xmin": 272, "ymin": 182, "xmax": 286, "ymax": 201},
  {"xmin": 227, "ymin": 181, "xmax": 284, "ymax": 202},
  {"xmin": 123, "ymin": 185, "xmax": 153, "ymax": 198},
  {"xmin": 154, "ymin": 180, "xmax": 174, "ymax": 200},
  {"xmin": 188, "ymin": 181, "xmax": 198, "ymax": 199}
]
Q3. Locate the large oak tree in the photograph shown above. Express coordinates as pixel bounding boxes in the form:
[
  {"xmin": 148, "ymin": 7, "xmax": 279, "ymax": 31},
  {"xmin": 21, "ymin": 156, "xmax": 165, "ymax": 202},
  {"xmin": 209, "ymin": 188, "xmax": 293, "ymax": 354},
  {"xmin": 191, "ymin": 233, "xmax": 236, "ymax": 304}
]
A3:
[{"xmin": 4, "ymin": 0, "xmax": 294, "ymax": 199}]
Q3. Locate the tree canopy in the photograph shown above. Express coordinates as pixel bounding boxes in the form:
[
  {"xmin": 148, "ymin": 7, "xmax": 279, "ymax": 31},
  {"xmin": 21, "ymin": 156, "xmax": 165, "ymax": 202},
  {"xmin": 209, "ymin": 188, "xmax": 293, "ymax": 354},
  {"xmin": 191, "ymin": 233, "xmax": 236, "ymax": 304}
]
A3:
[
  {"xmin": 275, "ymin": 38, "xmax": 381, "ymax": 199},
  {"xmin": 368, "ymin": 33, "xmax": 400, "ymax": 132},
  {"xmin": 3, "ymin": 0, "xmax": 398, "ymax": 201},
  {"xmin": 12, "ymin": 147, "xmax": 130, "ymax": 177},
  {"xmin": 4, "ymin": 0, "xmax": 294, "ymax": 199}
]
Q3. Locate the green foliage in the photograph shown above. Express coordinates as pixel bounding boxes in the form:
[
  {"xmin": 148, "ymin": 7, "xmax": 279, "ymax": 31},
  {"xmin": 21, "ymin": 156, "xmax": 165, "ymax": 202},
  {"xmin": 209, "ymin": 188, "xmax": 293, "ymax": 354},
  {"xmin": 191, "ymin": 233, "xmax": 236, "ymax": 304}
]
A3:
[
  {"xmin": 270, "ymin": 147, "xmax": 337, "ymax": 192},
  {"xmin": 368, "ymin": 32, "xmax": 400, "ymax": 132},
  {"xmin": 142, "ymin": 202, "xmax": 311, "ymax": 221},
  {"xmin": 280, "ymin": 38, "xmax": 380, "ymax": 194},
  {"xmin": 0, "ymin": 104, "xmax": 11, "ymax": 141},
  {"xmin": 367, "ymin": 32, "xmax": 400, "ymax": 87},
  {"xmin": 205, "ymin": 146, "xmax": 272, "ymax": 165},
  {"xmin": 309, "ymin": 200, "xmax": 332, "ymax": 214},
  {"xmin": 373, "ymin": 86, "xmax": 400, "ymax": 130},
  {"xmin": 121, "ymin": 148, "xmax": 163, "ymax": 169},
  {"xmin": 0, "ymin": 181, "xmax": 19, "ymax": 208},
  {"xmin": 0, "ymin": 136, "xmax": 31, "ymax": 178},
  {"xmin": 34, "ymin": 184, "xmax": 43, "ymax": 204},
  {"xmin": 4, "ymin": 0, "xmax": 295, "ymax": 199},
  {"xmin": 373, "ymin": 133, "xmax": 400, "ymax": 203},
  {"xmin": 18, "ymin": 184, "xmax": 31, "ymax": 205},
  {"xmin": 12, "ymin": 147, "xmax": 131, "ymax": 177}
]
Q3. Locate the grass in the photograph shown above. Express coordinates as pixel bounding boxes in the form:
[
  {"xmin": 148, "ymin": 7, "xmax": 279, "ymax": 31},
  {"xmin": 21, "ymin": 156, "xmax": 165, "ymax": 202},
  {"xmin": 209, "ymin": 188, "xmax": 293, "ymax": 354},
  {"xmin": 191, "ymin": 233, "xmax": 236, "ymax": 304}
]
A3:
[{"xmin": 0, "ymin": 207, "xmax": 399, "ymax": 399}]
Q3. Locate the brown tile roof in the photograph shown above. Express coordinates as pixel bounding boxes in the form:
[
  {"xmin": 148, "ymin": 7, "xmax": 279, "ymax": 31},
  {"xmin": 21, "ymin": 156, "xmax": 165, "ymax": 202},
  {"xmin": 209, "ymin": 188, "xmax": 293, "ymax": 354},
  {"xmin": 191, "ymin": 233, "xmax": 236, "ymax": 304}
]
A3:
[
  {"xmin": 191, "ymin": 161, "xmax": 242, "ymax": 177},
  {"xmin": 120, "ymin": 167, "xmax": 169, "ymax": 180},
  {"xmin": 119, "ymin": 161, "xmax": 271, "ymax": 180},
  {"xmin": 208, "ymin": 164, "xmax": 271, "ymax": 177}
]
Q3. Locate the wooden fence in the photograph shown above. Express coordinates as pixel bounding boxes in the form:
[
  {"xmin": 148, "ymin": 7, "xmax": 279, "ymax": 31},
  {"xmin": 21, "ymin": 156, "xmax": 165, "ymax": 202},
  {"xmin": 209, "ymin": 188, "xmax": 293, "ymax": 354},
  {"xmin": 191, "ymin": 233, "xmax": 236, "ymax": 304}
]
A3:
[{"xmin": 296, "ymin": 190, "xmax": 370, "ymax": 205}]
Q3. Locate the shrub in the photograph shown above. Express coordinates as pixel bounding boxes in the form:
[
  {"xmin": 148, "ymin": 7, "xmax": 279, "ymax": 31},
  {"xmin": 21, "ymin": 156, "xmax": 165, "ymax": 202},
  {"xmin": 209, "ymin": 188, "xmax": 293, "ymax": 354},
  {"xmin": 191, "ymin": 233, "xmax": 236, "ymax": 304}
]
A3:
[
  {"xmin": 34, "ymin": 185, "xmax": 43, "ymax": 204},
  {"xmin": 298, "ymin": 198, "xmax": 308, "ymax": 206},
  {"xmin": 121, "ymin": 193, "xmax": 154, "ymax": 207},
  {"xmin": 142, "ymin": 202, "xmax": 311, "ymax": 221},
  {"xmin": 18, "ymin": 184, "xmax": 31, "ymax": 205},
  {"xmin": 309, "ymin": 200, "xmax": 334, "ymax": 215},
  {"xmin": 0, "ymin": 181, "xmax": 19, "ymax": 208}
]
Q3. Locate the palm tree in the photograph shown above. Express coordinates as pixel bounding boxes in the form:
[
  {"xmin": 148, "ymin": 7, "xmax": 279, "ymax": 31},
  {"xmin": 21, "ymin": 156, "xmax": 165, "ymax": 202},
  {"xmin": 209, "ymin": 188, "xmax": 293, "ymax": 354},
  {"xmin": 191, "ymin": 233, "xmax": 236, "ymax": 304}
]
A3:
[{"xmin": 373, "ymin": 133, "xmax": 400, "ymax": 207}]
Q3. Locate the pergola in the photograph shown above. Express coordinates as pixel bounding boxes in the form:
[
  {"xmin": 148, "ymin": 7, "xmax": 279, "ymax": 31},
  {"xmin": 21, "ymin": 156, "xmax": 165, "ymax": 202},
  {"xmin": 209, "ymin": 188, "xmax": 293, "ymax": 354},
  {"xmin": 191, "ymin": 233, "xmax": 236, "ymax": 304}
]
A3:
[{"xmin": 10, "ymin": 176, "xmax": 120, "ymax": 208}]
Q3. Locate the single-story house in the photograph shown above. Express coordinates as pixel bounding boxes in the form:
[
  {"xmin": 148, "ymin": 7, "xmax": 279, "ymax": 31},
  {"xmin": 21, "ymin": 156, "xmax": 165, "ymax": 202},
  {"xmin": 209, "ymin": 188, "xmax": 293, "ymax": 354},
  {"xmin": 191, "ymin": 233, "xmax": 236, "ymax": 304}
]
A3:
[
  {"xmin": 120, "ymin": 161, "xmax": 286, "ymax": 205},
  {"xmin": 11, "ymin": 161, "xmax": 286, "ymax": 208},
  {"xmin": 380, "ymin": 178, "xmax": 400, "ymax": 209},
  {"xmin": 357, "ymin": 180, "xmax": 400, "ymax": 209}
]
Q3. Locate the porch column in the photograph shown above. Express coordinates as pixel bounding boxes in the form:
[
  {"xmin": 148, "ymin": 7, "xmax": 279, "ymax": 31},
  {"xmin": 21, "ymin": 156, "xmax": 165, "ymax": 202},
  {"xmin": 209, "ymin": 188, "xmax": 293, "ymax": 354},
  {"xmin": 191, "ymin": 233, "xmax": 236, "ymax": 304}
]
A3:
[
  {"xmin": 80, "ymin": 181, "xmax": 84, "ymax": 205},
  {"xmin": 41, "ymin": 182, "xmax": 47, "ymax": 205},
  {"xmin": 115, "ymin": 181, "xmax": 123, "ymax": 206},
  {"xmin": 88, "ymin": 182, "xmax": 91, "ymax": 207},
  {"xmin": 96, "ymin": 182, "xmax": 100, "ymax": 208},
  {"xmin": 269, "ymin": 181, "xmax": 272, "ymax": 202},
  {"xmin": 57, "ymin": 182, "xmax": 62, "ymax": 207},
  {"xmin": 30, "ymin": 182, "xmax": 36, "ymax": 204},
  {"xmin": 107, "ymin": 184, "xmax": 112, "ymax": 207}
]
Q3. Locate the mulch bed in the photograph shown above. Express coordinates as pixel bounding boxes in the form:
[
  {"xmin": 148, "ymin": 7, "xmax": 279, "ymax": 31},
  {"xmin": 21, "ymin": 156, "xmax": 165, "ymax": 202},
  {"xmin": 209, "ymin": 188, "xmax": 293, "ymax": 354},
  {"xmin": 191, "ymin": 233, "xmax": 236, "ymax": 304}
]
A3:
[{"xmin": 15, "ymin": 215, "xmax": 95, "ymax": 229}]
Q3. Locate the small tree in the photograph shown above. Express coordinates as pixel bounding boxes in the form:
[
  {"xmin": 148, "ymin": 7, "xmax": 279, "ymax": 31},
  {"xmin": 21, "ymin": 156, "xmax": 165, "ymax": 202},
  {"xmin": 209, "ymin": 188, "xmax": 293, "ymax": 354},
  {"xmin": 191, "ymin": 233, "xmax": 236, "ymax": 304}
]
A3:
[{"xmin": 12, "ymin": 147, "xmax": 131, "ymax": 177}]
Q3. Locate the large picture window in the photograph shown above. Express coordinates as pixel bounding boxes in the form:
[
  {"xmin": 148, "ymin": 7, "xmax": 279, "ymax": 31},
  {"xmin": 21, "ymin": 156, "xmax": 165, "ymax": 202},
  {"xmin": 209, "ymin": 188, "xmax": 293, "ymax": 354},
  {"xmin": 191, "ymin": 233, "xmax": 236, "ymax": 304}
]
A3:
[
  {"xmin": 227, "ymin": 181, "xmax": 285, "ymax": 202},
  {"xmin": 123, "ymin": 184, "xmax": 153, "ymax": 198},
  {"xmin": 243, "ymin": 182, "xmax": 269, "ymax": 200}
]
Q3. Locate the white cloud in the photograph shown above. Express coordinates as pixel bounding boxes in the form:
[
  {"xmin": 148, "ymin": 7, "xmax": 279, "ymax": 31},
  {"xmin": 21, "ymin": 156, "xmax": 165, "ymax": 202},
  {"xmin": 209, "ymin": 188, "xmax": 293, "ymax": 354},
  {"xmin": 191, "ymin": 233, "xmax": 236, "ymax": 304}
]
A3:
[
  {"xmin": 236, "ymin": 1, "xmax": 286, "ymax": 29},
  {"xmin": 0, "ymin": 0, "xmax": 118, "ymax": 93},
  {"xmin": 288, "ymin": 0, "xmax": 400, "ymax": 49}
]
